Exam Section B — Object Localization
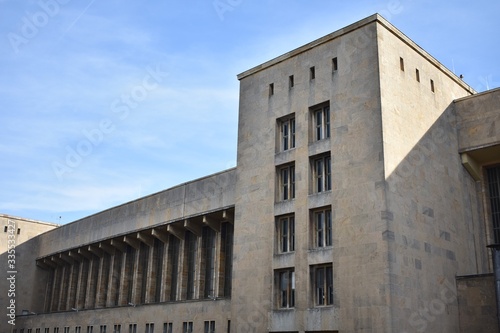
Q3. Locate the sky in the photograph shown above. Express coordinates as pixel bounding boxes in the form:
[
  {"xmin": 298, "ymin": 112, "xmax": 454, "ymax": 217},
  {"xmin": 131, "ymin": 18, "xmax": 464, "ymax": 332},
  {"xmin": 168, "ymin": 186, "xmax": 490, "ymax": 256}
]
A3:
[{"xmin": 1, "ymin": 0, "xmax": 499, "ymax": 224}]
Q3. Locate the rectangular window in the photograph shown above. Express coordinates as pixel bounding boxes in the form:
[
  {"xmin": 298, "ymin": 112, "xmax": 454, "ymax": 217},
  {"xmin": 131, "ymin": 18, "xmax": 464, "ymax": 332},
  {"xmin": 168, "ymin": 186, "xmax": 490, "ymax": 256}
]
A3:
[
  {"xmin": 64, "ymin": 328, "xmax": 69, "ymax": 333},
  {"xmin": 45, "ymin": 329, "xmax": 50, "ymax": 333},
  {"xmin": 202, "ymin": 226, "xmax": 217, "ymax": 299},
  {"xmin": 310, "ymin": 66, "xmax": 315, "ymax": 80},
  {"xmin": 488, "ymin": 166, "xmax": 500, "ymax": 243},
  {"xmin": 36, "ymin": 330, "xmax": 41, "ymax": 333},
  {"xmin": 276, "ymin": 269, "xmax": 295, "ymax": 308},
  {"xmin": 278, "ymin": 164, "xmax": 295, "ymax": 201},
  {"xmin": 312, "ymin": 154, "xmax": 331, "ymax": 193},
  {"xmin": 430, "ymin": 79, "xmax": 435, "ymax": 92},
  {"xmin": 279, "ymin": 116, "xmax": 296, "ymax": 151},
  {"xmin": 277, "ymin": 215, "xmax": 295, "ymax": 253},
  {"xmin": 400, "ymin": 57, "xmax": 405, "ymax": 71},
  {"xmin": 54, "ymin": 329, "xmax": 59, "ymax": 333},
  {"xmin": 269, "ymin": 83, "xmax": 274, "ymax": 96},
  {"xmin": 99, "ymin": 326, "xmax": 106, "ymax": 333},
  {"xmin": 416, "ymin": 68, "xmax": 420, "ymax": 82},
  {"xmin": 312, "ymin": 105, "xmax": 330, "ymax": 141},
  {"xmin": 28, "ymin": 330, "xmax": 33, "ymax": 333},
  {"xmin": 312, "ymin": 264, "xmax": 333, "ymax": 306},
  {"xmin": 127, "ymin": 324, "xmax": 136, "ymax": 333},
  {"xmin": 313, "ymin": 208, "xmax": 332, "ymax": 248},
  {"xmin": 182, "ymin": 322, "xmax": 193, "ymax": 333},
  {"xmin": 289, "ymin": 75, "xmax": 294, "ymax": 89},
  {"xmin": 112, "ymin": 325, "xmax": 120, "ymax": 333},
  {"xmin": 204, "ymin": 321, "xmax": 215, "ymax": 333},
  {"xmin": 163, "ymin": 323, "xmax": 173, "ymax": 333},
  {"xmin": 145, "ymin": 323, "xmax": 154, "ymax": 333},
  {"xmin": 332, "ymin": 57, "xmax": 338, "ymax": 71}
]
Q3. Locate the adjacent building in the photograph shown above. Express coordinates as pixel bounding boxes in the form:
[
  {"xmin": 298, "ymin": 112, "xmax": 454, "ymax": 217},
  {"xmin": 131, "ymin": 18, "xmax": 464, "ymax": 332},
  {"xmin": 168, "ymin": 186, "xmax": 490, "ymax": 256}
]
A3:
[{"xmin": 2, "ymin": 14, "xmax": 500, "ymax": 333}]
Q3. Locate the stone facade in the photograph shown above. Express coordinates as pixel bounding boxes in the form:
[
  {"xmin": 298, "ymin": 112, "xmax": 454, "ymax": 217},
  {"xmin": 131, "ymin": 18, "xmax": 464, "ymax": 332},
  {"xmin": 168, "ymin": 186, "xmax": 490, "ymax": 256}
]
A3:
[{"xmin": 2, "ymin": 14, "xmax": 500, "ymax": 333}]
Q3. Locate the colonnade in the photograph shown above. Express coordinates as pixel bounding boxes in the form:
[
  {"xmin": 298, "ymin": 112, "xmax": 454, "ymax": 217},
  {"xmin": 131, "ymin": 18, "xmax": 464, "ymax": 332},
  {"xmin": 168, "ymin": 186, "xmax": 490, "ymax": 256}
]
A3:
[{"xmin": 36, "ymin": 210, "xmax": 234, "ymax": 312}]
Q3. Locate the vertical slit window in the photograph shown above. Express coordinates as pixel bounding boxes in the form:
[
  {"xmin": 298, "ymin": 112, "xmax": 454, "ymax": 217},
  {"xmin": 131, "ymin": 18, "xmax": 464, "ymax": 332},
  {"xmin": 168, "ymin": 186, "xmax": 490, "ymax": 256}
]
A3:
[
  {"xmin": 310, "ymin": 66, "xmax": 316, "ymax": 80},
  {"xmin": 269, "ymin": 83, "xmax": 274, "ymax": 96},
  {"xmin": 332, "ymin": 57, "xmax": 338, "ymax": 71},
  {"xmin": 289, "ymin": 75, "xmax": 294, "ymax": 89},
  {"xmin": 416, "ymin": 68, "xmax": 420, "ymax": 82},
  {"xmin": 430, "ymin": 79, "xmax": 435, "ymax": 92},
  {"xmin": 400, "ymin": 57, "xmax": 405, "ymax": 71}
]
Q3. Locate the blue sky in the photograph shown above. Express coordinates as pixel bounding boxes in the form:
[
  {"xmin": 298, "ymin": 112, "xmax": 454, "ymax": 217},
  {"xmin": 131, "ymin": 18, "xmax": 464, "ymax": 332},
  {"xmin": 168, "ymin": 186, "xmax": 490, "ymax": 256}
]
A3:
[{"xmin": 1, "ymin": 0, "xmax": 499, "ymax": 224}]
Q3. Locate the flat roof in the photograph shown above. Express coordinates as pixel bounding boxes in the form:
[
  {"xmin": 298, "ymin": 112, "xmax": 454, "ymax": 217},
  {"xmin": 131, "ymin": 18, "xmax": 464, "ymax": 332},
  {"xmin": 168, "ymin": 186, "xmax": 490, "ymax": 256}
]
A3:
[{"xmin": 237, "ymin": 13, "xmax": 475, "ymax": 94}]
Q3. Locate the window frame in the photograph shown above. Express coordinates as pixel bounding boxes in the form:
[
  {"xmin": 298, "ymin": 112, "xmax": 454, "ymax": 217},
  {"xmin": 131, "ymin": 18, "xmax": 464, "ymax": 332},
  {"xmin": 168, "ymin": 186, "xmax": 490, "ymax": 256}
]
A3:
[
  {"xmin": 162, "ymin": 323, "xmax": 173, "ymax": 333},
  {"xmin": 312, "ymin": 207, "xmax": 332, "ymax": 248},
  {"xmin": 311, "ymin": 104, "xmax": 330, "ymax": 142},
  {"xmin": 277, "ymin": 163, "xmax": 295, "ymax": 201},
  {"xmin": 278, "ymin": 115, "xmax": 296, "ymax": 152},
  {"xmin": 203, "ymin": 321, "xmax": 215, "ymax": 333},
  {"xmin": 182, "ymin": 322, "xmax": 193, "ymax": 333},
  {"xmin": 312, "ymin": 264, "xmax": 333, "ymax": 307},
  {"xmin": 276, "ymin": 215, "xmax": 295, "ymax": 254},
  {"xmin": 275, "ymin": 268, "xmax": 295, "ymax": 309},
  {"xmin": 311, "ymin": 154, "xmax": 331, "ymax": 193}
]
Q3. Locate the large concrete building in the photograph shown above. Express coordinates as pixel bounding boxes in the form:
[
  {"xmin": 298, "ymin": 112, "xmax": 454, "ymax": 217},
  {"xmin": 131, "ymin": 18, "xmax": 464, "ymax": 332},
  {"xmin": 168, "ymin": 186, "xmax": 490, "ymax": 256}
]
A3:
[{"xmin": 2, "ymin": 14, "xmax": 500, "ymax": 333}]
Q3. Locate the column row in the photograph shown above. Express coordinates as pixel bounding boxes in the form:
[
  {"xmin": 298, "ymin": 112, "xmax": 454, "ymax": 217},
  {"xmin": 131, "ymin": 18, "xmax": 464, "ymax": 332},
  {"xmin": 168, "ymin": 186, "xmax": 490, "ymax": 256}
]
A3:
[{"xmin": 37, "ymin": 213, "xmax": 234, "ymax": 312}]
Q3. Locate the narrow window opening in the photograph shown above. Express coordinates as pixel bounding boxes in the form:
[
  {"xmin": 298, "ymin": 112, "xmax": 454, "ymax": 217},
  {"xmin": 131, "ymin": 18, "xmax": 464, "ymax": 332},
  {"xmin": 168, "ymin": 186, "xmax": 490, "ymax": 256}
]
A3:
[
  {"xmin": 400, "ymin": 57, "xmax": 405, "ymax": 71},
  {"xmin": 289, "ymin": 75, "xmax": 294, "ymax": 89},
  {"xmin": 269, "ymin": 83, "xmax": 274, "ymax": 96},
  {"xmin": 310, "ymin": 66, "xmax": 316, "ymax": 80},
  {"xmin": 4, "ymin": 226, "xmax": 7, "ymax": 232},
  {"xmin": 275, "ymin": 269, "xmax": 295, "ymax": 308},
  {"xmin": 416, "ymin": 69, "xmax": 420, "ymax": 82},
  {"xmin": 17, "ymin": 228, "xmax": 20, "ymax": 234},
  {"xmin": 430, "ymin": 79, "xmax": 435, "ymax": 92},
  {"xmin": 332, "ymin": 57, "xmax": 338, "ymax": 72}
]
